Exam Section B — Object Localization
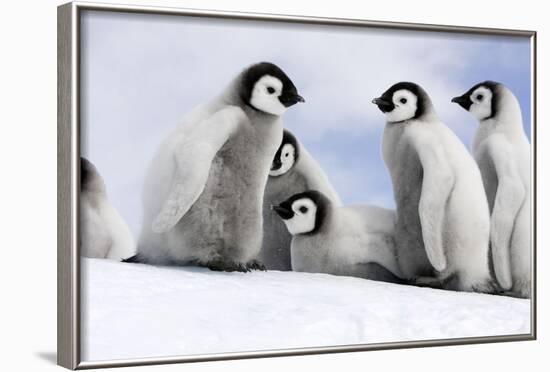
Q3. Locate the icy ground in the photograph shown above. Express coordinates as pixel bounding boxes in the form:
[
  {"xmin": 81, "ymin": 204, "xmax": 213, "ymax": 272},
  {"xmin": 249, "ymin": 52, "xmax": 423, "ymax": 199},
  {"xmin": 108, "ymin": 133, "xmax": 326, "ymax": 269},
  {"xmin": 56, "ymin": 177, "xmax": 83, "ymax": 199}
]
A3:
[{"xmin": 81, "ymin": 258, "xmax": 530, "ymax": 362}]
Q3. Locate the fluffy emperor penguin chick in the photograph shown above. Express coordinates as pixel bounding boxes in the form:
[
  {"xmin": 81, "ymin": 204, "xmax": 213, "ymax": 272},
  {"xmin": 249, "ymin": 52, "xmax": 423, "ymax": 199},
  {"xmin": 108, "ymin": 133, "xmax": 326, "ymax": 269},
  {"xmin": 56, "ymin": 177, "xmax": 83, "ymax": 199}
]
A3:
[
  {"xmin": 452, "ymin": 81, "xmax": 531, "ymax": 298},
  {"xmin": 133, "ymin": 62, "xmax": 305, "ymax": 272},
  {"xmin": 372, "ymin": 82, "xmax": 493, "ymax": 293},
  {"xmin": 273, "ymin": 190, "xmax": 403, "ymax": 283},
  {"xmin": 260, "ymin": 129, "xmax": 342, "ymax": 271},
  {"xmin": 80, "ymin": 157, "xmax": 136, "ymax": 260}
]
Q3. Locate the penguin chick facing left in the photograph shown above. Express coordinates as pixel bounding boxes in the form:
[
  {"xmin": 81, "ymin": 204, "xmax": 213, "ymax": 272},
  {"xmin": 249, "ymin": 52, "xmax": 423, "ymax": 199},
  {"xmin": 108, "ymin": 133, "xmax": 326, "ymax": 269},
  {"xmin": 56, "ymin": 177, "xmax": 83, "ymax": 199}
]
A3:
[
  {"xmin": 260, "ymin": 129, "xmax": 342, "ymax": 271},
  {"xmin": 134, "ymin": 62, "xmax": 305, "ymax": 272},
  {"xmin": 80, "ymin": 157, "xmax": 136, "ymax": 260},
  {"xmin": 452, "ymin": 81, "xmax": 531, "ymax": 298},
  {"xmin": 373, "ymin": 82, "xmax": 494, "ymax": 293},
  {"xmin": 273, "ymin": 190, "xmax": 404, "ymax": 284}
]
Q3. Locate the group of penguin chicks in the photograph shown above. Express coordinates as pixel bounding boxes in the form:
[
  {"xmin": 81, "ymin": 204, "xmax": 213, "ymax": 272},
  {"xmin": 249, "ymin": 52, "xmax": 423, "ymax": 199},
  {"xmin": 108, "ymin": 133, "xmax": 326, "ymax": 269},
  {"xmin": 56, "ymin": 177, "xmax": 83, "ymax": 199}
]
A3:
[{"xmin": 82, "ymin": 61, "xmax": 530, "ymax": 299}]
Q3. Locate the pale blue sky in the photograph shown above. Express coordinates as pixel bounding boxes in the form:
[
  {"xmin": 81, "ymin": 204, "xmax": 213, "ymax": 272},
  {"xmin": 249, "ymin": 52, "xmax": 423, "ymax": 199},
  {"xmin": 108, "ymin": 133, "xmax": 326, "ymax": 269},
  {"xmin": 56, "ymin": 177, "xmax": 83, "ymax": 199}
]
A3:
[{"xmin": 80, "ymin": 10, "xmax": 532, "ymax": 236}]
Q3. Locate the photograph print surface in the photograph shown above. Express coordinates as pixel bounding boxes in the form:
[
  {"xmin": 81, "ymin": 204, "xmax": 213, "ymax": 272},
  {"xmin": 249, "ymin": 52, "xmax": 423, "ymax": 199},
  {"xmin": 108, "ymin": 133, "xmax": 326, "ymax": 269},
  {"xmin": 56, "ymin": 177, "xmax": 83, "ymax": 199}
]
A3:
[{"xmin": 79, "ymin": 9, "xmax": 533, "ymax": 362}]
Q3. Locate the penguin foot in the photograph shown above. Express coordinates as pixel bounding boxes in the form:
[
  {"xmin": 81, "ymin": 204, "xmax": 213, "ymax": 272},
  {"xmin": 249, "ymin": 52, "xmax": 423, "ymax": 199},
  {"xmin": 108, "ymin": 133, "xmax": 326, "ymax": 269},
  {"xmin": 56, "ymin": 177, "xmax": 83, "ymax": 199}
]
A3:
[
  {"xmin": 204, "ymin": 258, "xmax": 250, "ymax": 273},
  {"xmin": 510, "ymin": 279, "xmax": 531, "ymax": 299},
  {"xmin": 246, "ymin": 259, "xmax": 267, "ymax": 271},
  {"xmin": 499, "ymin": 289, "xmax": 530, "ymax": 299},
  {"xmin": 470, "ymin": 279, "xmax": 498, "ymax": 294},
  {"xmin": 412, "ymin": 276, "xmax": 445, "ymax": 289},
  {"xmin": 122, "ymin": 254, "xmax": 144, "ymax": 264}
]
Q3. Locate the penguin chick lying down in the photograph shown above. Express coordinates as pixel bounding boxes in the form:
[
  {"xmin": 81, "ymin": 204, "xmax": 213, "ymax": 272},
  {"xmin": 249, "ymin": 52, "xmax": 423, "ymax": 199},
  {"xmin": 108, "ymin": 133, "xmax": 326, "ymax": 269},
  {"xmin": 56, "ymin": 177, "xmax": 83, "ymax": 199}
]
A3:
[{"xmin": 273, "ymin": 190, "xmax": 404, "ymax": 284}]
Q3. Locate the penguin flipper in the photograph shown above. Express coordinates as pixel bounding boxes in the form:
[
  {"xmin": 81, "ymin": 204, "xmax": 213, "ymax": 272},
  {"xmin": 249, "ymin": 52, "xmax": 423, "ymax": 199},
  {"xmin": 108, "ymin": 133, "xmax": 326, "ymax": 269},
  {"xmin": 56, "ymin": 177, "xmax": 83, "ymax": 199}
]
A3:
[
  {"xmin": 415, "ymin": 133, "xmax": 453, "ymax": 272},
  {"xmin": 151, "ymin": 106, "xmax": 245, "ymax": 233},
  {"xmin": 487, "ymin": 137, "xmax": 524, "ymax": 290}
]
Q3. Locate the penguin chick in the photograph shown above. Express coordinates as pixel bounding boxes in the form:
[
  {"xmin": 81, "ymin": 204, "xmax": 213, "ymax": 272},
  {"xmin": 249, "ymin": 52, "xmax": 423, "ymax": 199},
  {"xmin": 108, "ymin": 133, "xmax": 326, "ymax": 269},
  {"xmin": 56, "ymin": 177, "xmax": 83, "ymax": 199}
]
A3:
[
  {"xmin": 80, "ymin": 157, "xmax": 136, "ymax": 260},
  {"xmin": 273, "ymin": 190, "xmax": 403, "ymax": 283},
  {"xmin": 452, "ymin": 81, "xmax": 531, "ymax": 298},
  {"xmin": 134, "ymin": 62, "xmax": 304, "ymax": 272},
  {"xmin": 373, "ymin": 82, "xmax": 494, "ymax": 293},
  {"xmin": 260, "ymin": 129, "xmax": 341, "ymax": 271}
]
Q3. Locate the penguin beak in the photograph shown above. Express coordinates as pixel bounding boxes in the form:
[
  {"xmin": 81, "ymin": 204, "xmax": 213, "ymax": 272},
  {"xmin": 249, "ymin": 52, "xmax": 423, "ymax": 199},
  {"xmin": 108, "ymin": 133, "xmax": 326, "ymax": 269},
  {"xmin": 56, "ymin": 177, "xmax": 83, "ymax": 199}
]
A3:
[
  {"xmin": 279, "ymin": 92, "xmax": 305, "ymax": 107},
  {"xmin": 372, "ymin": 97, "xmax": 394, "ymax": 113},
  {"xmin": 270, "ymin": 158, "xmax": 282, "ymax": 171},
  {"xmin": 271, "ymin": 205, "xmax": 294, "ymax": 220},
  {"xmin": 451, "ymin": 94, "xmax": 472, "ymax": 110}
]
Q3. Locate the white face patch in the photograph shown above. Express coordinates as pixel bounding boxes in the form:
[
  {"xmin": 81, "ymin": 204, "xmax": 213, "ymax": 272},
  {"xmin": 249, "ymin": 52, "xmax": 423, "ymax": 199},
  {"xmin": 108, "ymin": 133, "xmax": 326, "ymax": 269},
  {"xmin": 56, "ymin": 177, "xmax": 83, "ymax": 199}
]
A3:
[
  {"xmin": 249, "ymin": 75, "xmax": 287, "ymax": 115},
  {"xmin": 269, "ymin": 143, "xmax": 296, "ymax": 176},
  {"xmin": 385, "ymin": 89, "xmax": 418, "ymax": 123},
  {"xmin": 282, "ymin": 198, "xmax": 317, "ymax": 235},
  {"xmin": 468, "ymin": 86, "xmax": 493, "ymax": 120}
]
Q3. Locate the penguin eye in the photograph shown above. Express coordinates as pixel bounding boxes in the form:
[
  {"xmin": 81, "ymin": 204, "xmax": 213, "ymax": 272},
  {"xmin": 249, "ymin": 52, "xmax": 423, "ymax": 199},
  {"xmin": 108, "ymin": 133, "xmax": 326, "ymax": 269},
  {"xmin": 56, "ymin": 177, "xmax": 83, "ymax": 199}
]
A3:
[
  {"xmin": 285, "ymin": 152, "xmax": 289, "ymax": 157},
  {"xmin": 299, "ymin": 206, "xmax": 308, "ymax": 213},
  {"xmin": 267, "ymin": 86, "xmax": 275, "ymax": 94},
  {"xmin": 476, "ymin": 94, "xmax": 483, "ymax": 101},
  {"xmin": 400, "ymin": 98, "xmax": 407, "ymax": 104}
]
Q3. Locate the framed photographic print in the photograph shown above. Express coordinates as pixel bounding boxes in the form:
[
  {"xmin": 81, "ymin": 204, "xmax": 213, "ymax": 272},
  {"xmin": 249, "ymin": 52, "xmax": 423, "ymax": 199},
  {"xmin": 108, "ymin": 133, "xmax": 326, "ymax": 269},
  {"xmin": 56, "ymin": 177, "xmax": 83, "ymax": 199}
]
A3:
[{"xmin": 57, "ymin": 1, "xmax": 536, "ymax": 369}]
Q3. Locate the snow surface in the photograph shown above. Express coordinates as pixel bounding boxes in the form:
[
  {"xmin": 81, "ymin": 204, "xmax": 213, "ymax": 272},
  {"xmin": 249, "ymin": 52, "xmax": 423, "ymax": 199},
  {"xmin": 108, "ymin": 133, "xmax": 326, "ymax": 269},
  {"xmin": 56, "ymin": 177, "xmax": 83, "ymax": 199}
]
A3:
[{"xmin": 81, "ymin": 258, "xmax": 530, "ymax": 362}]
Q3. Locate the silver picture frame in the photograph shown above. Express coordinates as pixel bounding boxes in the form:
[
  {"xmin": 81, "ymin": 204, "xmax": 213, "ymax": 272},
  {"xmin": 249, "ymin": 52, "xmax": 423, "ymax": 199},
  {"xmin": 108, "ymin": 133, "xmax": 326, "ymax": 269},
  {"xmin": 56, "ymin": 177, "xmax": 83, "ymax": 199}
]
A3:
[{"xmin": 57, "ymin": 1, "xmax": 537, "ymax": 369}]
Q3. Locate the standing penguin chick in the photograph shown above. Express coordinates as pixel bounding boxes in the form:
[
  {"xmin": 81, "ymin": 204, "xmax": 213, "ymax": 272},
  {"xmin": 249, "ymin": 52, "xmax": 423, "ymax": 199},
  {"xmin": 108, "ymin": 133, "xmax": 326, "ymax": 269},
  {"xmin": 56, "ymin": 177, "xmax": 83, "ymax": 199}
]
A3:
[
  {"xmin": 452, "ymin": 81, "xmax": 531, "ymax": 298},
  {"xmin": 273, "ymin": 190, "xmax": 403, "ymax": 283},
  {"xmin": 134, "ymin": 62, "xmax": 305, "ymax": 272},
  {"xmin": 260, "ymin": 129, "xmax": 341, "ymax": 271},
  {"xmin": 80, "ymin": 157, "xmax": 136, "ymax": 260},
  {"xmin": 372, "ymin": 82, "xmax": 493, "ymax": 293}
]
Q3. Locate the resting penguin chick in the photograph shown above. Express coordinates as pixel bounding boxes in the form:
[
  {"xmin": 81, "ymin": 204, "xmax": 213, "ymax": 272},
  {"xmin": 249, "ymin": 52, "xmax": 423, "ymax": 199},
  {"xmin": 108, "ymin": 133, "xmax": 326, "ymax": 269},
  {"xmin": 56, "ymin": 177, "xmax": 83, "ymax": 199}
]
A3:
[
  {"xmin": 80, "ymin": 157, "xmax": 136, "ymax": 260},
  {"xmin": 273, "ymin": 190, "xmax": 403, "ymax": 283},
  {"xmin": 133, "ymin": 62, "xmax": 305, "ymax": 272},
  {"xmin": 372, "ymin": 82, "xmax": 493, "ymax": 293},
  {"xmin": 260, "ymin": 129, "xmax": 342, "ymax": 271},
  {"xmin": 452, "ymin": 81, "xmax": 531, "ymax": 298}
]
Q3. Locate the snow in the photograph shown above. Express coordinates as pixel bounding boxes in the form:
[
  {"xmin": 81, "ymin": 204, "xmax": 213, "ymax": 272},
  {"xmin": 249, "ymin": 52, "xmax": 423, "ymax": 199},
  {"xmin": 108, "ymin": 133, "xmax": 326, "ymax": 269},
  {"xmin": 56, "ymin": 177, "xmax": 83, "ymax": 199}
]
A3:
[{"xmin": 81, "ymin": 258, "xmax": 530, "ymax": 362}]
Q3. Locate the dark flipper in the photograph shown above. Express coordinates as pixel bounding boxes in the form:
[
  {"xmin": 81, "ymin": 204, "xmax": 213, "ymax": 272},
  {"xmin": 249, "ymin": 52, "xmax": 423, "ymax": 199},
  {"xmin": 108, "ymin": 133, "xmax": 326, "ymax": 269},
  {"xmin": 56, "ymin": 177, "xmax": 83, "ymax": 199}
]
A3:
[{"xmin": 123, "ymin": 253, "xmax": 266, "ymax": 273}]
